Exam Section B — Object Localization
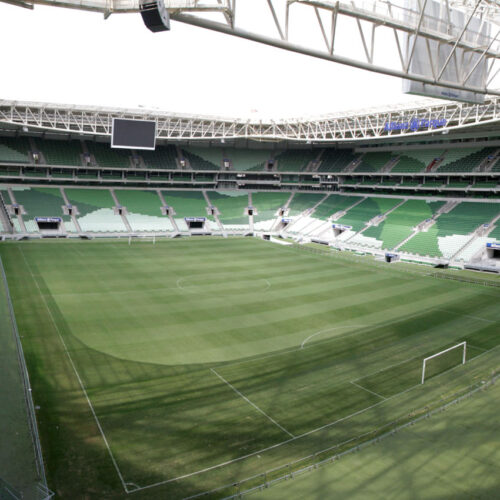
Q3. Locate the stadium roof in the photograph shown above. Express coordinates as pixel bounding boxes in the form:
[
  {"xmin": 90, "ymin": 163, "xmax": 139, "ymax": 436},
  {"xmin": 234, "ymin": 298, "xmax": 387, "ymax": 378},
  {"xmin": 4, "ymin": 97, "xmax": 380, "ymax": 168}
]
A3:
[
  {"xmin": 1, "ymin": 97, "xmax": 500, "ymax": 144},
  {"xmin": 3, "ymin": 0, "xmax": 500, "ymax": 100}
]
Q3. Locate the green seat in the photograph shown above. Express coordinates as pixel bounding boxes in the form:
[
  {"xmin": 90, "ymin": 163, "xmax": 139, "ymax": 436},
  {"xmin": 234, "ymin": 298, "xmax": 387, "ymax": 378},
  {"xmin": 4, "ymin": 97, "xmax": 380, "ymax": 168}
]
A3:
[
  {"xmin": 363, "ymin": 200, "xmax": 444, "ymax": 250},
  {"xmin": 317, "ymin": 149, "xmax": 360, "ymax": 172},
  {"xmin": 275, "ymin": 150, "xmax": 317, "ymax": 172},
  {"xmin": 355, "ymin": 152, "xmax": 395, "ymax": 172},
  {"xmin": 336, "ymin": 197, "xmax": 401, "ymax": 232},
  {"xmin": 41, "ymin": 139, "xmax": 83, "ymax": 166},
  {"xmin": 207, "ymin": 191, "xmax": 250, "ymax": 226}
]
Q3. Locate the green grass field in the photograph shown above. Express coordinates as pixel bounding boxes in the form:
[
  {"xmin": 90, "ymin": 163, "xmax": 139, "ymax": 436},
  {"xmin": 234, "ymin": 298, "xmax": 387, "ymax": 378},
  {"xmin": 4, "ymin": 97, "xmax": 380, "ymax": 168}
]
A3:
[
  {"xmin": 0, "ymin": 237, "xmax": 499, "ymax": 499},
  {"xmin": 255, "ymin": 376, "xmax": 500, "ymax": 500}
]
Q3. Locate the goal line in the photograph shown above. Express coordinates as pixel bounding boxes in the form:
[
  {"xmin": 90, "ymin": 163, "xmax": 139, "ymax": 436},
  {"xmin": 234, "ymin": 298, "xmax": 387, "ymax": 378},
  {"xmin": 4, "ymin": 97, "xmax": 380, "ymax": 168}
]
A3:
[{"xmin": 421, "ymin": 342, "xmax": 466, "ymax": 384}]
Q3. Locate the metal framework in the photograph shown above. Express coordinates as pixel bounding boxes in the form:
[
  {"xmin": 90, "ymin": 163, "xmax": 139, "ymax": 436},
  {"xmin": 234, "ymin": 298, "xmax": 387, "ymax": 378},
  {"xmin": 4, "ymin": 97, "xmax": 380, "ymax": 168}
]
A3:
[
  {"xmin": 2, "ymin": 98, "xmax": 500, "ymax": 142},
  {"xmin": 3, "ymin": 0, "xmax": 500, "ymax": 97}
]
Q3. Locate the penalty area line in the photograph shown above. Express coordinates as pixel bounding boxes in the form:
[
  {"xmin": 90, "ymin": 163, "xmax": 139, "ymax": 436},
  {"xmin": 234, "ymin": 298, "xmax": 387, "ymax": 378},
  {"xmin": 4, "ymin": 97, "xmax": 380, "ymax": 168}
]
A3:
[
  {"xmin": 18, "ymin": 247, "xmax": 129, "ymax": 494},
  {"xmin": 350, "ymin": 381, "xmax": 387, "ymax": 400},
  {"xmin": 467, "ymin": 343, "xmax": 487, "ymax": 352},
  {"xmin": 435, "ymin": 308, "xmax": 496, "ymax": 324},
  {"xmin": 131, "ymin": 382, "xmax": 421, "ymax": 494},
  {"xmin": 126, "ymin": 373, "xmax": 441, "ymax": 494},
  {"xmin": 301, "ymin": 324, "xmax": 367, "ymax": 349},
  {"xmin": 210, "ymin": 368, "xmax": 294, "ymax": 438}
]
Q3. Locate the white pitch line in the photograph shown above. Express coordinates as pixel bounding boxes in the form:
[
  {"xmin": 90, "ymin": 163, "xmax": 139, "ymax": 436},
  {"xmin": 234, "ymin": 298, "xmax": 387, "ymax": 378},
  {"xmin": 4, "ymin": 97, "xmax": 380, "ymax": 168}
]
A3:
[
  {"xmin": 18, "ymin": 247, "xmax": 129, "ymax": 494},
  {"xmin": 210, "ymin": 368, "xmax": 294, "ymax": 438},
  {"xmin": 19, "ymin": 247, "xmax": 498, "ymax": 495},
  {"xmin": 126, "ymin": 345, "xmax": 500, "ymax": 495},
  {"xmin": 351, "ymin": 381, "xmax": 386, "ymax": 400},
  {"xmin": 301, "ymin": 324, "xmax": 367, "ymax": 349},
  {"xmin": 468, "ymin": 343, "xmax": 487, "ymax": 352},
  {"xmin": 435, "ymin": 308, "xmax": 496, "ymax": 324}
]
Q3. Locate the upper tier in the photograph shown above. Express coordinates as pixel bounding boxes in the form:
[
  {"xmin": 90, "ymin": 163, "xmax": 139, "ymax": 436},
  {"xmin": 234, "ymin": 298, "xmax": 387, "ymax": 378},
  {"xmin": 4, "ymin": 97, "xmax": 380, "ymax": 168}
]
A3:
[{"xmin": 1, "ymin": 136, "xmax": 499, "ymax": 174}]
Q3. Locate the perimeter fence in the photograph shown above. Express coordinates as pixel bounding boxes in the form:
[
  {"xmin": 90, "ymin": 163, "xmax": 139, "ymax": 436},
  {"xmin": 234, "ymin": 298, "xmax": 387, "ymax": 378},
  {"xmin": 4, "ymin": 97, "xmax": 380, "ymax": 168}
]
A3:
[{"xmin": 0, "ymin": 256, "xmax": 52, "ymax": 500}]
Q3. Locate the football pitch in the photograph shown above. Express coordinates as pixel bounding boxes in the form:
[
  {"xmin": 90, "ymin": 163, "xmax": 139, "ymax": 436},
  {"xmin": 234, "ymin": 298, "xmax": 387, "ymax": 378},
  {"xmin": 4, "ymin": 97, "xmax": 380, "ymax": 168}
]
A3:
[{"xmin": 1, "ymin": 237, "xmax": 499, "ymax": 499}]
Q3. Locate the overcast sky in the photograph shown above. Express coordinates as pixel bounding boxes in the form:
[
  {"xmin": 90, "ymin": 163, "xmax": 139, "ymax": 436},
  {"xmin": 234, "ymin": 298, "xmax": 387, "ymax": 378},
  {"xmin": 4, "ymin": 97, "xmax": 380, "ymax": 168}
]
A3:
[{"xmin": 0, "ymin": 1, "xmax": 432, "ymax": 119}]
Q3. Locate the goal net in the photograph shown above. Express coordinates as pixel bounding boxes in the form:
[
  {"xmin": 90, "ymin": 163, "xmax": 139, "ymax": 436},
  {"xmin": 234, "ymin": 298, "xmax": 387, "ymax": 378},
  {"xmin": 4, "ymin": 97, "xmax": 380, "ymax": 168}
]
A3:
[
  {"xmin": 421, "ymin": 342, "xmax": 466, "ymax": 384},
  {"xmin": 128, "ymin": 235, "xmax": 156, "ymax": 245}
]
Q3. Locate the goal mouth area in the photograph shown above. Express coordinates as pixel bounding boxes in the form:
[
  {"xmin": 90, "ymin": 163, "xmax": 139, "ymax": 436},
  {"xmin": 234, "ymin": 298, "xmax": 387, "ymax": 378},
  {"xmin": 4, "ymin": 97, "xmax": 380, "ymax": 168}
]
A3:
[{"xmin": 422, "ymin": 342, "xmax": 467, "ymax": 384}]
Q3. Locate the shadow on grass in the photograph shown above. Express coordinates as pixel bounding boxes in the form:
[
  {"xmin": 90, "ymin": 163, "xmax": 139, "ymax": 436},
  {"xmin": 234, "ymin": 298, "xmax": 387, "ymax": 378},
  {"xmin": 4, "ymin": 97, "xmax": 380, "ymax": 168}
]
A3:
[{"xmin": 4, "ymin": 243, "xmax": 499, "ymax": 499}]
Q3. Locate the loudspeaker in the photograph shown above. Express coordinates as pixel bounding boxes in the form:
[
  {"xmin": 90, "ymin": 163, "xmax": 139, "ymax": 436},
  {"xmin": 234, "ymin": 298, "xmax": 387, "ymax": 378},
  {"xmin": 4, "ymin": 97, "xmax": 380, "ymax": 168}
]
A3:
[{"xmin": 141, "ymin": 0, "xmax": 170, "ymax": 33}]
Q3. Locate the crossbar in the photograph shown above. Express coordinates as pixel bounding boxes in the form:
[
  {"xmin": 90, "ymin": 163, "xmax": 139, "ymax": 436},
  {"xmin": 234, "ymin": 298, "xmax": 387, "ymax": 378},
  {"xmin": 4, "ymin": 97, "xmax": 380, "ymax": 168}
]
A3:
[{"xmin": 422, "ymin": 342, "xmax": 466, "ymax": 384}]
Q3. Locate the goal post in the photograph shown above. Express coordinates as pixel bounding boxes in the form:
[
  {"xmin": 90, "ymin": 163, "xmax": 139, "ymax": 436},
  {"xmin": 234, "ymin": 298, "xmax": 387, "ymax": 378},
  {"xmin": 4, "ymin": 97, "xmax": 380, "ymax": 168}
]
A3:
[
  {"xmin": 421, "ymin": 342, "xmax": 466, "ymax": 384},
  {"xmin": 128, "ymin": 235, "xmax": 156, "ymax": 245}
]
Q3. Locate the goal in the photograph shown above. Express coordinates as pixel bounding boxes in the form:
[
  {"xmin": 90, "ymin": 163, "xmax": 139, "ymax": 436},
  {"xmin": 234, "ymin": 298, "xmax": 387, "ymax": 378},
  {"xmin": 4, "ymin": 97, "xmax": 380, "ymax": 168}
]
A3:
[
  {"xmin": 421, "ymin": 342, "xmax": 466, "ymax": 384},
  {"xmin": 128, "ymin": 235, "xmax": 156, "ymax": 245}
]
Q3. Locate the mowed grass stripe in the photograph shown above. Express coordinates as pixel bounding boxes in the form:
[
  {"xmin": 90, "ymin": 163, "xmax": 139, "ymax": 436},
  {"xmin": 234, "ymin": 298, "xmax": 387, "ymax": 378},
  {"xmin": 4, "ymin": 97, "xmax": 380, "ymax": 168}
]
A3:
[
  {"xmin": 45, "ymin": 246, "xmax": 376, "ymax": 297},
  {"xmin": 54, "ymin": 270, "xmax": 487, "ymax": 366},
  {"xmin": 214, "ymin": 308, "xmax": 499, "ymax": 435},
  {"xmin": 61, "ymin": 276, "xmax": 456, "ymax": 364},
  {"xmin": 1, "ymin": 238, "xmax": 498, "ymax": 499},
  {"xmin": 11, "ymin": 251, "xmax": 295, "ymax": 487}
]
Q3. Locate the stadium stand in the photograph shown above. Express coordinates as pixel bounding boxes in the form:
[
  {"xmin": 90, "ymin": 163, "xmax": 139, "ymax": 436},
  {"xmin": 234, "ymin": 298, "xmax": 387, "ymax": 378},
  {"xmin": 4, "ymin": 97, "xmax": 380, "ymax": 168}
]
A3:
[
  {"xmin": 422, "ymin": 180, "xmax": 445, "ymax": 188},
  {"xmin": 51, "ymin": 170, "xmax": 73, "ymax": 179},
  {"xmin": 114, "ymin": 189, "xmax": 173, "ymax": 232},
  {"xmin": 335, "ymin": 197, "xmax": 401, "ymax": 232},
  {"xmin": 447, "ymin": 181, "xmax": 470, "ymax": 189},
  {"xmin": 0, "ymin": 137, "xmax": 31, "ymax": 163},
  {"xmin": 41, "ymin": 140, "xmax": 83, "ymax": 166},
  {"xmin": 400, "ymin": 202, "xmax": 499, "ymax": 258},
  {"xmin": 12, "ymin": 217, "xmax": 22, "ymax": 233},
  {"xmin": 140, "ymin": 146, "xmax": 178, "ymax": 169},
  {"xmin": 0, "ymin": 167, "xmax": 20, "ymax": 177},
  {"xmin": 252, "ymin": 192, "xmax": 290, "ymax": 231},
  {"xmin": 471, "ymin": 181, "xmax": 498, "ymax": 189},
  {"xmin": 354, "ymin": 152, "xmax": 394, "ymax": 172},
  {"xmin": 391, "ymin": 149, "xmax": 444, "ymax": 173},
  {"xmin": 181, "ymin": 147, "xmax": 221, "ymax": 170},
  {"xmin": 275, "ymin": 150, "xmax": 317, "ymax": 172},
  {"xmin": 317, "ymin": 149, "xmax": 359, "ymax": 172},
  {"xmin": 86, "ymin": 142, "xmax": 131, "ymax": 168},
  {"xmin": 162, "ymin": 190, "xmax": 216, "ymax": 231},
  {"xmin": 65, "ymin": 188, "xmax": 127, "ymax": 232},
  {"xmin": 101, "ymin": 171, "xmax": 123, "ymax": 180},
  {"xmin": 11, "ymin": 187, "xmax": 67, "ymax": 233},
  {"xmin": 361, "ymin": 200, "xmax": 445, "ymax": 250},
  {"xmin": 206, "ymin": 191, "xmax": 250, "ymax": 230},
  {"xmin": 489, "ymin": 224, "xmax": 500, "ymax": 240},
  {"xmin": 314, "ymin": 195, "xmax": 360, "ymax": 220},
  {"xmin": 62, "ymin": 216, "xmax": 78, "ymax": 233},
  {"xmin": 286, "ymin": 194, "xmax": 361, "ymax": 239},
  {"xmin": 77, "ymin": 171, "xmax": 99, "ymax": 180},
  {"xmin": 24, "ymin": 169, "xmax": 47, "ymax": 178},
  {"xmin": 223, "ymin": 148, "xmax": 269, "ymax": 171},
  {"xmin": 287, "ymin": 193, "xmax": 324, "ymax": 216},
  {"xmin": 437, "ymin": 148, "xmax": 495, "ymax": 173},
  {"xmin": 400, "ymin": 179, "xmax": 421, "ymax": 187}
]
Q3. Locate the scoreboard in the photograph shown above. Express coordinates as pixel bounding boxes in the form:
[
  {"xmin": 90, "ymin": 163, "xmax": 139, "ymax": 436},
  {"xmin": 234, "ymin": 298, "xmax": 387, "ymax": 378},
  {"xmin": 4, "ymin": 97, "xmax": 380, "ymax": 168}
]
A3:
[{"xmin": 111, "ymin": 118, "xmax": 156, "ymax": 150}]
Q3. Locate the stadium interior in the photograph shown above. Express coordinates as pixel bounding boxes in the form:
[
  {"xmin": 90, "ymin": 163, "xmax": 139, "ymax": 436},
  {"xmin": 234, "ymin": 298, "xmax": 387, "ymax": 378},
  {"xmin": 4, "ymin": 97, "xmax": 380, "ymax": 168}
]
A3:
[
  {"xmin": 1, "ymin": 1, "xmax": 500, "ymax": 499},
  {"xmin": 1, "ymin": 131, "xmax": 499, "ymax": 270}
]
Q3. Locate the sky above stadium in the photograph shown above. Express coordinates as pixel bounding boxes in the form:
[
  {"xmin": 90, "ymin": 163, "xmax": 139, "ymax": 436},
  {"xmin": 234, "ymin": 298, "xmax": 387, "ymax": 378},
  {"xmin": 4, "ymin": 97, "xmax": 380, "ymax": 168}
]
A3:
[{"xmin": 0, "ymin": 2, "xmax": 433, "ymax": 119}]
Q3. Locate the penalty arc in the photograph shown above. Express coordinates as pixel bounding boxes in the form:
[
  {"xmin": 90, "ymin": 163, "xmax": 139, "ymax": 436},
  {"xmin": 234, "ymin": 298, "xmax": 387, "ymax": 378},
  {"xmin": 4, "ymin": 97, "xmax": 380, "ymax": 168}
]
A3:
[{"xmin": 421, "ymin": 342, "xmax": 466, "ymax": 384}]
